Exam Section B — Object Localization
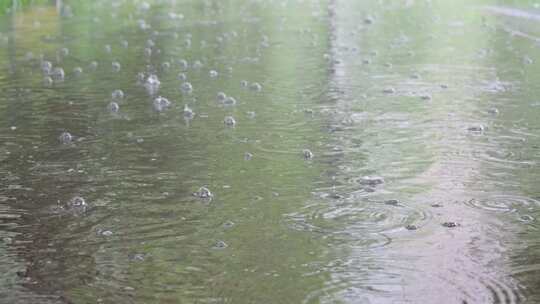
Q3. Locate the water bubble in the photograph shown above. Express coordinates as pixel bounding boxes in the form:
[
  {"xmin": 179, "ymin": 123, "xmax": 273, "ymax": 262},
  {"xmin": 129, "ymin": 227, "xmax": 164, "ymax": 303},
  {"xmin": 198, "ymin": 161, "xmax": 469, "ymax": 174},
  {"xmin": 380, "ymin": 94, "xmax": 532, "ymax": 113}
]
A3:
[
  {"xmin": 161, "ymin": 62, "xmax": 171, "ymax": 71},
  {"xmin": 112, "ymin": 89, "xmax": 124, "ymax": 100},
  {"xmin": 359, "ymin": 176, "xmax": 384, "ymax": 186},
  {"xmin": 65, "ymin": 196, "xmax": 87, "ymax": 214},
  {"xmin": 41, "ymin": 61, "xmax": 52, "ymax": 74},
  {"xmin": 212, "ymin": 240, "xmax": 228, "ymax": 249},
  {"xmin": 383, "ymin": 87, "xmax": 396, "ymax": 94},
  {"xmin": 223, "ymin": 96, "xmax": 237, "ymax": 106},
  {"xmin": 51, "ymin": 67, "xmax": 65, "ymax": 81},
  {"xmin": 420, "ymin": 94, "xmax": 432, "ymax": 101},
  {"xmin": 143, "ymin": 47, "xmax": 152, "ymax": 57},
  {"xmin": 180, "ymin": 82, "xmax": 193, "ymax": 94},
  {"xmin": 405, "ymin": 224, "xmax": 418, "ymax": 230},
  {"xmin": 177, "ymin": 73, "xmax": 187, "ymax": 81},
  {"xmin": 59, "ymin": 132, "xmax": 73, "ymax": 144},
  {"xmin": 364, "ymin": 15, "xmax": 375, "ymax": 24},
  {"xmin": 145, "ymin": 74, "xmax": 161, "ymax": 95},
  {"xmin": 209, "ymin": 70, "xmax": 218, "ymax": 78},
  {"xmin": 224, "ymin": 116, "xmax": 236, "ymax": 127},
  {"xmin": 108, "ymin": 102, "xmax": 120, "ymax": 113},
  {"xmin": 442, "ymin": 222, "xmax": 458, "ymax": 228},
  {"xmin": 137, "ymin": 72, "xmax": 146, "ymax": 83},
  {"xmin": 73, "ymin": 67, "xmax": 83, "ymax": 76},
  {"xmin": 178, "ymin": 59, "xmax": 188, "ymax": 70},
  {"xmin": 244, "ymin": 152, "xmax": 253, "ymax": 161},
  {"xmin": 153, "ymin": 96, "xmax": 171, "ymax": 112},
  {"xmin": 43, "ymin": 76, "xmax": 53, "ymax": 87},
  {"xmin": 120, "ymin": 40, "xmax": 129, "ymax": 48},
  {"xmin": 112, "ymin": 61, "xmax": 121, "ymax": 72},
  {"xmin": 222, "ymin": 221, "xmax": 235, "ymax": 229},
  {"xmin": 100, "ymin": 230, "xmax": 113, "ymax": 236},
  {"xmin": 250, "ymin": 82, "xmax": 262, "ymax": 91},
  {"xmin": 88, "ymin": 61, "xmax": 98, "ymax": 70},
  {"xmin": 104, "ymin": 44, "xmax": 112, "ymax": 53},
  {"xmin": 303, "ymin": 149, "xmax": 314, "ymax": 160},
  {"xmin": 193, "ymin": 187, "xmax": 213, "ymax": 199},
  {"xmin": 487, "ymin": 108, "xmax": 499, "ymax": 115},
  {"xmin": 384, "ymin": 199, "xmax": 399, "ymax": 206},
  {"xmin": 240, "ymin": 80, "xmax": 249, "ymax": 87},
  {"xmin": 216, "ymin": 92, "xmax": 227, "ymax": 102},
  {"xmin": 183, "ymin": 104, "xmax": 194, "ymax": 119},
  {"xmin": 246, "ymin": 111, "xmax": 256, "ymax": 119},
  {"xmin": 59, "ymin": 47, "xmax": 69, "ymax": 57},
  {"xmin": 467, "ymin": 125, "xmax": 485, "ymax": 132},
  {"xmin": 192, "ymin": 60, "xmax": 203, "ymax": 69}
]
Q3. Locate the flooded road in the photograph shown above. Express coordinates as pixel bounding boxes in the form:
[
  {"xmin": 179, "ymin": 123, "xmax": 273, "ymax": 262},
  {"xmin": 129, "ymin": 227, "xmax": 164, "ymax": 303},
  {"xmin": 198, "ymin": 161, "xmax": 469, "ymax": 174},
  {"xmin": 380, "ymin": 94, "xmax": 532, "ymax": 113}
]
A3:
[{"xmin": 0, "ymin": 0, "xmax": 539, "ymax": 303}]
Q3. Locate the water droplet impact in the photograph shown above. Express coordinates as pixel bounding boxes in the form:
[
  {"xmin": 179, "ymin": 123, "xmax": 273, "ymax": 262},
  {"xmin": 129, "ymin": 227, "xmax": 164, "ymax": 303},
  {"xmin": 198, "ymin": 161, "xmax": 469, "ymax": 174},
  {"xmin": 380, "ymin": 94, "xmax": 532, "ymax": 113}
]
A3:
[
  {"xmin": 442, "ymin": 222, "xmax": 458, "ymax": 228},
  {"xmin": 193, "ymin": 187, "xmax": 213, "ymax": 199},
  {"xmin": 153, "ymin": 96, "xmax": 171, "ymax": 112},
  {"xmin": 177, "ymin": 73, "xmax": 187, "ymax": 81},
  {"xmin": 180, "ymin": 82, "xmax": 193, "ymax": 94},
  {"xmin": 212, "ymin": 240, "xmax": 228, "ymax": 249},
  {"xmin": 359, "ymin": 176, "xmax": 384, "ymax": 186},
  {"xmin": 303, "ymin": 149, "xmax": 314, "ymax": 160},
  {"xmin": 59, "ymin": 132, "xmax": 73, "ymax": 144},
  {"xmin": 112, "ymin": 61, "xmax": 121, "ymax": 72},
  {"xmin": 250, "ymin": 82, "xmax": 262, "ymax": 92},
  {"xmin": 51, "ymin": 67, "xmax": 65, "ymax": 81},
  {"xmin": 183, "ymin": 104, "xmax": 194, "ymax": 119},
  {"xmin": 224, "ymin": 116, "xmax": 236, "ymax": 127},
  {"xmin": 112, "ymin": 89, "xmax": 124, "ymax": 100},
  {"xmin": 223, "ymin": 96, "xmax": 237, "ymax": 106},
  {"xmin": 73, "ymin": 67, "xmax": 83, "ymax": 76},
  {"xmin": 217, "ymin": 92, "xmax": 227, "ymax": 103},
  {"xmin": 108, "ymin": 102, "xmax": 120, "ymax": 113},
  {"xmin": 383, "ymin": 87, "xmax": 396, "ymax": 94}
]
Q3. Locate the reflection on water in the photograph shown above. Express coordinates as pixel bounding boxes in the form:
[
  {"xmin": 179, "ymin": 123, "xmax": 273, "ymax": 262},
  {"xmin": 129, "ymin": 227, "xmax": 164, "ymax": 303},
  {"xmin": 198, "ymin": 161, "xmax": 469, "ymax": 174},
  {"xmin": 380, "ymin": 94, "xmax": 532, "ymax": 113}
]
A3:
[{"xmin": 0, "ymin": 0, "xmax": 540, "ymax": 303}]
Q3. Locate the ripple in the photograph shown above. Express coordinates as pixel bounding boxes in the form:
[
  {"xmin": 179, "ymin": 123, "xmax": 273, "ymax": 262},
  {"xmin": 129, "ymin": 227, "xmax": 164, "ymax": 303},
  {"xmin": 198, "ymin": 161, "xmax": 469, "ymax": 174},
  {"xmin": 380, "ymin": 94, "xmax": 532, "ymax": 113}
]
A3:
[{"xmin": 464, "ymin": 195, "xmax": 540, "ymax": 213}]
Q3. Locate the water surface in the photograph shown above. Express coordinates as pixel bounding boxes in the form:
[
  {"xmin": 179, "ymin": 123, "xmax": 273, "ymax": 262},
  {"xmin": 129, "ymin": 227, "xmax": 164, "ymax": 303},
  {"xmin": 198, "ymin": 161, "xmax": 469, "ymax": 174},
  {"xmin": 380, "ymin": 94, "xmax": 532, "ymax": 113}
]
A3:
[{"xmin": 1, "ymin": 0, "xmax": 540, "ymax": 303}]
